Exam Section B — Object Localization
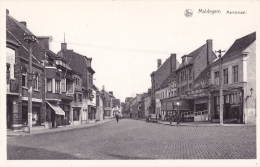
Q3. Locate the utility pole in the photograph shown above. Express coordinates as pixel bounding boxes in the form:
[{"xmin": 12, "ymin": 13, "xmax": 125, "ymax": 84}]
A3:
[
  {"xmin": 24, "ymin": 33, "xmax": 37, "ymax": 133},
  {"xmin": 215, "ymin": 49, "xmax": 225, "ymax": 125}
]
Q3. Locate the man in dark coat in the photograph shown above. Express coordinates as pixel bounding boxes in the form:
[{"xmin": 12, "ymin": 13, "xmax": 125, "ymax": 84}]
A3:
[{"xmin": 116, "ymin": 114, "xmax": 119, "ymax": 123}]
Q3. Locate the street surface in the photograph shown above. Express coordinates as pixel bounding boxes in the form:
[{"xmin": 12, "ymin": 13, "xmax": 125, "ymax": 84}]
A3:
[{"xmin": 7, "ymin": 119, "xmax": 256, "ymax": 159}]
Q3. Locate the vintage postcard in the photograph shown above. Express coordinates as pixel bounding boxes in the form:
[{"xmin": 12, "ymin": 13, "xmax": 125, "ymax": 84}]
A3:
[{"xmin": 0, "ymin": 0, "xmax": 259, "ymax": 167}]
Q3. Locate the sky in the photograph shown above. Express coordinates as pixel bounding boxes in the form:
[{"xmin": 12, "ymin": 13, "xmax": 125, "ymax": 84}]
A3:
[{"xmin": 1, "ymin": 0, "xmax": 259, "ymax": 102}]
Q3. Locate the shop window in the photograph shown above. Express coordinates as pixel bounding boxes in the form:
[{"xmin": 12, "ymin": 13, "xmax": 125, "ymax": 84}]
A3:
[
  {"xmin": 73, "ymin": 109, "xmax": 79, "ymax": 121},
  {"xmin": 47, "ymin": 79, "xmax": 52, "ymax": 92},
  {"xmin": 22, "ymin": 73, "xmax": 27, "ymax": 87}
]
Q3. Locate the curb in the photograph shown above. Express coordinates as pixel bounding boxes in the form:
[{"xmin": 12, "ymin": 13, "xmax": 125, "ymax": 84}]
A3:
[{"xmin": 7, "ymin": 119, "xmax": 115, "ymax": 137}]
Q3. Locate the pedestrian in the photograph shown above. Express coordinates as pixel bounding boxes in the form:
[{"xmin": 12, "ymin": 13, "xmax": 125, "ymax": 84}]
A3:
[
  {"xmin": 116, "ymin": 114, "xmax": 119, "ymax": 123},
  {"xmin": 169, "ymin": 116, "xmax": 173, "ymax": 124}
]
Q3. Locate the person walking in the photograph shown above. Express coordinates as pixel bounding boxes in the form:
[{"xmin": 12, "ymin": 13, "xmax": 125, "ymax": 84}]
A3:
[{"xmin": 116, "ymin": 114, "xmax": 119, "ymax": 123}]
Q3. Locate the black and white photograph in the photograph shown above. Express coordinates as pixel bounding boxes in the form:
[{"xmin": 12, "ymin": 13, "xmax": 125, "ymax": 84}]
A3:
[{"xmin": 0, "ymin": 0, "xmax": 259, "ymax": 167}]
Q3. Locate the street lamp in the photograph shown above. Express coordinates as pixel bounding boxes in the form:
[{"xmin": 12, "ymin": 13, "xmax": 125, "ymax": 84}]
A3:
[
  {"xmin": 24, "ymin": 33, "xmax": 37, "ymax": 133},
  {"xmin": 176, "ymin": 101, "xmax": 180, "ymax": 124}
]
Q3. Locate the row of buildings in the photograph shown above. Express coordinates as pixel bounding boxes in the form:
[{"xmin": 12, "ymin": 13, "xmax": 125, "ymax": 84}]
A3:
[
  {"xmin": 122, "ymin": 32, "xmax": 256, "ymax": 124},
  {"xmin": 6, "ymin": 10, "xmax": 121, "ymax": 131}
]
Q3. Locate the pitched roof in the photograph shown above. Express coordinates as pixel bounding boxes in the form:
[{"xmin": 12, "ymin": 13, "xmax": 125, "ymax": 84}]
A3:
[
  {"xmin": 61, "ymin": 49, "xmax": 90, "ymax": 87},
  {"xmin": 222, "ymin": 32, "xmax": 256, "ymax": 60},
  {"xmin": 6, "ymin": 13, "xmax": 45, "ymax": 66},
  {"xmin": 193, "ymin": 65, "xmax": 211, "ymax": 90},
  {"xmin": 159, "ymin": 72, "xmax": 176, "ymax": 89},
  {"xmin": 178, "ymin": 44, "xmax": 205, "ymax": 69},
  {"xmin": 152, "ymin": 55, "xmax": 180, "ymax": 90},
  {"xmin": 113, "ymin": 99, "xmax": 120, "ymax": 106}
]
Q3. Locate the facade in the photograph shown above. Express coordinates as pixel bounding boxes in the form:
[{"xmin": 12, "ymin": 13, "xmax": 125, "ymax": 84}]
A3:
[
  {"xmin": 96, "ymin": 90, "xmax": 104, "ymax": 121},
  {"xmin": 159, "ymin": 72, "xmax": 177, "ymax": 121},
  {"xmin": 144, "ymin": 90, "xmax": 151, "ymax": 117},
  {"xmin": 112, "ymin": 99, "xmax": 121, "ymax": 116},
  {"xmin": 102, "ymin": 86, "xmax": 115, "ymax": 118},
  {"xmin": 150, "ymin": 54, "xmax": 179, "ymax": 115},
  {"xmin": 6, "ymin": 10, "xmax": 46, "ymax": 130},
  {"xmin": 175, "ymin": 39, "xmax": 217, "ymax": 122},
  {"xmin": 210, "ymin": 32, "xmax": 256, "ymax": 124}
]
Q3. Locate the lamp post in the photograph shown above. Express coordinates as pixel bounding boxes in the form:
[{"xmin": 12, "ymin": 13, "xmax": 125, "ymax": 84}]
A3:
[
  {"xmin": 176, "ymin": 101, "xmax": 180, "ymax": 124},
  {"xmin": 215, "ymin": 50, "xmax": 225, "ymax": 125},
  {"xmin": 24, "ymin": 33, "xmax": 37, "ymax": 133}
]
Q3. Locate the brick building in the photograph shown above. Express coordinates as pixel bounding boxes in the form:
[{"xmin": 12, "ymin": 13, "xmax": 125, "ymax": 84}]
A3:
[
  {"xmin": 6, "ymin": 10, "xmax": 46, "ymax": 130},
  {"xmin": 150, "ymin": 54, "xmax": 179, "ymax": 116}
]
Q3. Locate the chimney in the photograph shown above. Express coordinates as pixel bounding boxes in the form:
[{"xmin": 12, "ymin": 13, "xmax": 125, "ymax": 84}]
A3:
[
  {"xmin": 20, "ymin": 21, "xmax": 27, "ymax": 27},
  {"xmin": 157, "ymin": 59, "xmax": 162, "ymax": 69},
  {"xmin": 206, "ymin": 39, "xmax": 213, "ymax": 65},
  {"xmin": 6, "ymin": 9, "xmax": 9, "ymax": 15},
  {"xmin": 109, "ymin": 91, "xmax": 113, "ymax": 96},
  {"xmin": 61, "ymin": 43, "xmax": 67, "ymax": 50},
  {"xmin": 37, "ymin": 36, "xmax": 52, "ymax": 50},
  {"xmin": 170, "ymin": 53, "xmax": 176, "ymax": 73}
]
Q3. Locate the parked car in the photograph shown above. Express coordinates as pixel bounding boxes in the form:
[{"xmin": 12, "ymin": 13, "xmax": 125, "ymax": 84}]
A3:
[{"xmin": 146, "ymin": 114, "xmax": 158, "ymax": 123}]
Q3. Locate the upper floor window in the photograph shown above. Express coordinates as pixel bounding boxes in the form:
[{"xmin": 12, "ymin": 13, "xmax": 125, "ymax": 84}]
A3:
[
  {"xmin": 189, "ymin": 68, "xmax": 192, "ymax": 80},
  {"xmin": 33, "ymin": 75, "xmax": 39, "ymax": 90},
  {"xmin": 214, "ymin": 71, "xmax": 219, "ymax": 85},
  {"xmin": 74, "ymin": 77, "xmax": 80, "ymax": 87},
  {"xmin": 78, "ymin": 94, "xmax": 82, "ymax": 102},
  {"xmin": 22, "ymin": 72, "xmax": 27, "ymax": 87},
  {"xmin": 47, "ymin": 79, "xmax": 52, "ymax": 92},
  {"xmin": 89, "ymin": 74, "xmax": 93, "ymax": 86},
  {"xmin": 6, "ymin": 48, "xmax": 16, "ymax": 79},
  {"xmin": 233, "ymin": 65, "xmax": 238, "ymax": 82},
  {"xmin": 223, "ymin": 69, "xmax": 228, "ymax": 84},
  {"xmin": 55, "ymin": 80, "xmax": 60, "ymax": 93}
]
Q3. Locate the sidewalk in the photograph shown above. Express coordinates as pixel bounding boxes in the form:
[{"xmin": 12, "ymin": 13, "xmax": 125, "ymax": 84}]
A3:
[
  {"xmin": 7, "ymin": 118, "xmax": 115, "ymax": 137},
  {"xmin": 157, "ymin": 120, "xmax": 256, "ymax": 127},
  {"xmin": 131, "ymin": 118, "xmax": 255, "ymax": 127}
]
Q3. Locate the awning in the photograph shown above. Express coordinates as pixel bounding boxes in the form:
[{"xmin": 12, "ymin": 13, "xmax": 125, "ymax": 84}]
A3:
[{"xmin": 46, "ymin": 101, "xmax": 65, "ymax": 115}]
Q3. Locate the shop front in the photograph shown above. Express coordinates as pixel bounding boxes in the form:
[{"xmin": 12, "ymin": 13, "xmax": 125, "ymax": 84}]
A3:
[
  {"xmin": 194, "ymin": 97, "xmax": 210, "ymax": 122},
  {"xmin": 46, "ymin": 101, "xmax": 65, "ymax": 128},
  {"xmin": 22, "ymin": 101, "xmax": 42, "ymax": 127},
  {"xmin": 211, "ymin": 88, "xmax": 243, "ymax": 123}
]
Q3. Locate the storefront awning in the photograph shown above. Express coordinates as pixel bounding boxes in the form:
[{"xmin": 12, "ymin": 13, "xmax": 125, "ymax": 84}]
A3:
[{"xmin": 46, "ymin": 101, "xmax": 65, "ymax": 115}]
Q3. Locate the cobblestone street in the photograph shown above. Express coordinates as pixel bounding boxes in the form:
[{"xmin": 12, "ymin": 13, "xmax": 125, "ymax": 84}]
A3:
[{"xmin": 7, "ymin": 119, "xmax": 256, "ymax": 160}]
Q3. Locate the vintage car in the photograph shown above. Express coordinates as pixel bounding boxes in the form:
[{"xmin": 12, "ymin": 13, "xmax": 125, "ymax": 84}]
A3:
[{"xmin": 146, "ymin": 114, "xmax": 158, "ymax": 123}]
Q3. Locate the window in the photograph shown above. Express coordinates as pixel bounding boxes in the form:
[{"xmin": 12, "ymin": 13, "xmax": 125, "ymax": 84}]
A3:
[
  {"xmin": 233, "ymin": 65, "xmax": 238, "ymax": 82},
  {"xmin": 78, "ymin": 94, "xmax": 82, "ymax": 102},
  {"xmin": 22, "ymin": 73, "xmax": 27, "ymax": 87},
  {"xmin": 55, "ymin": 80, "xmax": 60, "ymax": 93},
  {"xmin": 33, "ymin": 75, "xmax": 39, "ymax": 90},
  {"xmin": 214, "ymin": 71, "xmax": 219, "ymax": 85},
  {"xmin": 74, "ymin": 77, "xmax": 80, "ymax": 86},
  {"xmin": 47, "ymin": 79, "xmax": 52, "ymax": 92},
  {"xmin": 189, "ymin": 68, "xmax": 192, "ymax": 80},
  {"xmin": 6, "ymin": 48, "xmax": 16, "ymax": 79},
  {"xmin": 74, "ymin": 93, "xmax": 77, "ymax": 102},
  {"xmin": 89, "ymin": 74, "xmax": 93, "ymax": 86},
  {"xmin": 223, "ymin": 69, "xmax": 228, "ymax": 84}
]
